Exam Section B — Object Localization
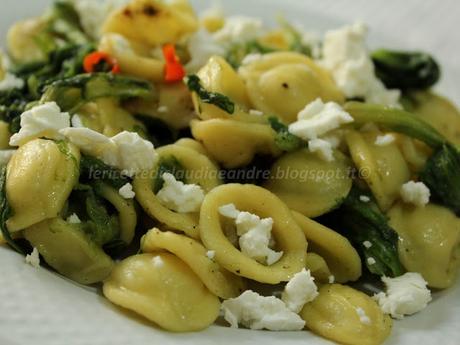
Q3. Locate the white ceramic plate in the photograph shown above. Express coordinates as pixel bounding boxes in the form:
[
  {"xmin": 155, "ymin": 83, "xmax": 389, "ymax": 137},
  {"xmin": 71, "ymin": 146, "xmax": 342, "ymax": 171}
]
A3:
[{"xmin": 1, "ymin": 1, "xmax": 460, "ymax": 344}]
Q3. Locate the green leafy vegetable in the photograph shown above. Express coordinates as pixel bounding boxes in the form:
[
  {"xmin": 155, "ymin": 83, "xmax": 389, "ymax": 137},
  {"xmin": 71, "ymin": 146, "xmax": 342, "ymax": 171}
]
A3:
[
  {"xmin": 153, "ymin": 156, "xmax": 186, "ymax": 193},
  {"xmin": 185, "ymin": 75, "xmax": 235, "ymax": 114},
  {"xmin": 72, "ymin": 183, "xmax": 119, "ymax": 246},
  {"xmin": 0, "ymin": 166, "xmax": 24, "ymax": 253},
  {"xmin": 268, "ymin": 116, "xmax": 304, "ymax": 151},
  {"xmin": 336, "ymin": 186, "xmax": 405, "ymax": 277},
  {"xmin": 372, "ymin": 49, "xmax": 440, "ymax": 90},
  {"xmin": 226, "ymin": 40, "xmax": 275, "ymax": 68},
  {"xmin": 41, "ymin": 73, "xmax": 152, "ymax": 112},
  {"xmin": 344, "ymin": 102, "xmax": 446, "ymax": 148},
  {"xmin": 80, "ymin": 155, "xmax": 130, "ymax": 190},
  {"xmin": 420, "ymin": 144, "xmax": 460, "ymax": 214}
]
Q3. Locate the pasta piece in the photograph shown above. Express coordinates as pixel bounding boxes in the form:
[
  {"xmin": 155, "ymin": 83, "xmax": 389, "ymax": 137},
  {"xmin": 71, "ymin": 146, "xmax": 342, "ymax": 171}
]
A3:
[
  {"xmin": 6, "ymin": 139, "xmax": 80, "ymax": 232},
  {"xmin": 388, "ymin": 202, "xmax": 460, "ymax": 289},
  {"xmin": 96, "ymin": 183, "xmax": 137, "ymax": 245},
  {"xmin": 99, "ymin": 33, "xmax": 164, "ymax": 82},
  {"xmin": 133, "ymin": 143, "xmax": 220, "ymax": 238},
  {"xmin": 102, "ymin": 0, "xmax": 198, "ymax": 47},
  {"xmin": 192, "ymin": 56, "xmax": 265, "ymax": 123},
  {"xmin": 300, "ymin": 284, "xmax": 392, "ymax": 345},
  {"xmin": 103, "ymin": 253, "xmax": 220, "ymax": 332},
  {"xmin": 6, "ymin": 18, "xmax": 47, "ymax": 63},
  {"xmin": 292, "ymin": 211, "xmax": 362, "ymax": 283},
  {"xmin": 174, "ymin": 138, "xmax": 209, "ymax": 156},
  {"xmin": 239, "ymin": 52, "xmax": 344, "ymax": 124},
  {"xmin": 410, "ymin": 91, "xmax": 460, "ymax": 146},
  {"xmin": 398, "ymin": 136, "xmax": 431, "ymax": 173},
  {"xmin": 141, "ymin": 228, "xmax": 245, "ymax": 298},
  {"xmin": 346, "ymin": 130, "xmax": 410, "ymax": 211},
  {"xmin": 305, "ymin": 252, "xmax": 333, "ymax": 284},
  {"xmin": 24, "ymin": 218, "xmax": 114, "ymax": 285},
  {"xmin": 199, "ymin": 184, "xmax": 307, "ymax": 284},
  {"xmin": 264, "ymin": 149, "xmax": 352, "ymax": 217},
  {"xmin": 191, "ymin": 119, "xmax": 281, "ymax": 168}
]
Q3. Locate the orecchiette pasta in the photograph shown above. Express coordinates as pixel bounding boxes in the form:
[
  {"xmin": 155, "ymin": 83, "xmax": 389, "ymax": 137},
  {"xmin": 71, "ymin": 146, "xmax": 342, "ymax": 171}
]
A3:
[
  {"xmin": 24, "ymin": 218, "xmax": 114, "ymax": 285},
  {"xmin": 6, "ymin": 18, "xmax": 47, "ymax": 63},
  {"xmin": 174, "ymin": 138, "xmax": 209, "ymax": 156},
  {"xmin": 346, "ymin": 130, "xmax": 410, "ymax": 211},
  {"xmin": 239, "ymin": 52, "xmax": 344, "ymax": 124},
  {"xmin": 103, "ymin": 253, "xmax": 221, "ymax": 332},
  {"xmin": 264, "ymin": 149, "xmax": 353, "ymax": 218},
  {"xmin": 199, "ymin": 184, "xmax": 307, "ymax": 284},
  {"xmin": 102, "ymin": 0, "xmax": 199, "ymax": 47},
  {"xmin": 141, "ymin": 228, "xmax": 245, "ymax": 298},
  {"xmin": 305, "ymin": 252, "xmax": 333, "ymax": 284},
  {"xmin": 133, "ymin": 143, "xmax": 221, "ymax": 238},
  {"xmin": 300, "ymin": 284, "xmax": 393, "ymax": 345},
  {"xmin": 191, "ymin": 119, "xmax": 281, "ymax": 168},
  {"xmin": 6, "ymin": 140, "xmax": 80, "ymax": 232},
  {"xmin": 292, "ymin": 211, "xmax": 362, "ymax": 283},
  {"xmin": 388, "ymin": 202, "xmax": 460, "ymax": 289}
]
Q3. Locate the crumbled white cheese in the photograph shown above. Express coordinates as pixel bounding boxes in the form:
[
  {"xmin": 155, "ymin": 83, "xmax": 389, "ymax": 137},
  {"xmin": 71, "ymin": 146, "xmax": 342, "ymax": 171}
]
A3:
[
  {"xmin": 119, "ymin": 182, "xmax": 136, "ymax": 199},
  {"xmin": 359, "ymin": 195, "xmax": 371, "ymax": 203},
  {"xmin": 328, "ymin": 275, "xmax": 335, "ymax": 284},
  {"xmin": 185, "ymin": 29, "xmax": 226, "ymax": 72},
  {"xmin": 219, "ymin": 204, "xmax": 283, "ymax": 265},
  {"xmin": 221, "ymin": 290, "xmax": 306, "ymax": 331},
  {"xmin": 25, "ymin": 247, "xmax": 40, "ymax": 268},
  {"xmin": 111, "ymin": 131, "xmax": 158, "ymax": 177},
  {"xmin": 157, "ymin": 105, "xmax": 169, "ymax": 113},
  {"xmin": 367, "ymin": 257, "xmax": 376, "ymax": 266},
  {"xmin": 0, "ymin": 73, "xmax": 24, "ymax": 91},
  {"xmin": 242, "ymin": 53, "xmax": 263, "ymax": 65},
  {"xmin": 0, "ymin": 150, "xmax": 16, "ymax": 166},
  {"xmin": 206, "ymin": 250, "xmax": 216, "ymax": 260},
  {"xmin": 400, "ymin": 181, "xmax": 430, "ymax": 207},
  {"xmin": 152, "ymin": 255, "xmax": 164, "ymax": 268},
  {"xmin": 66, "ymin": 213, "xmax": 82, "ymax": 224},
  {"xmin": 308, "ymin": 138, "xmax": 334, "ymax": 162},
  {"xmin": 281, "ymin": 269, "xmax": 319, "ymax": 313},
  {"xmin": 363, "ymin": 241, "xmax": 373, "ymax": 249},
  {"xmin": 249, "ymin": 109, "xmax": 264, "ymax": 116},
  {"xmin": 213, "ymin": 16, "xmax": 263, "ymax": 44},
  {"xmin": 71, "ymin": 0, "xmax": 130, "ymax": 39},
  {"xmin": 156, "ymin": 173, "xmax": 205, "ymax": 213},
  {"xmin": 320, "ymin": 22, "xmax": 400, "ymax": 107},
  {"xmin": 373, "ymin": 272, "xmax": 432, "ymax": 319},
  {"xmin": 288, "ymin": 98, "xmax": 354, "ymax": 141},
  {"xmin": 9, "ymin": 102, "xmax": 70, "ymax": 146},
  {"xmin": 356, "ymin": 307, "xmax": 372, "ymax": 325},
  {"xmin": 71, "ymin": 114, "xmax": 85, "ymax": 128},
  {"xmin": 60, "ymin": 128, "xmax": 158, "ymax": 176},
  {"xmin": 375, "ymin": 134, "xmax": 395, "ymax": 146}
]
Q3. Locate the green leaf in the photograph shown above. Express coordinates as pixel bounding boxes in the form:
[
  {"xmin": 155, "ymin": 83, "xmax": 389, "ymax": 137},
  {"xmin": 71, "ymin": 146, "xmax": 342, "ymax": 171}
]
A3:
[
  {"xmin": 185, "ymin": 75, "xmax": 235, "ymax": 114},
  {"xmin": 79, "ymin": 155, "xmax": 130, "ymax": 190},
  {"xmin": 372, "ymin": 49, "xmax": 440, "ymax": 90},
  {"xmin": 268, "ymin": 116, "xmax": 304, "ymax": 151}
]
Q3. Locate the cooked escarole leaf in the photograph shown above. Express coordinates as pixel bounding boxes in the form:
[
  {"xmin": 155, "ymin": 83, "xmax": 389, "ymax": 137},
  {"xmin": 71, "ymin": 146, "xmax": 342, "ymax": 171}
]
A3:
[
  {"xmin": 226, "ymin": 40, "xmax": 275, "ymax": 68},
  {"xmin": 41, "ymin": 73, "xmax": 152, "ymax": 112},
  {"xmin": 268, "ymin": 116, "xmax": 304, "ymax": 152},
  {"xmin": 72, "ymin": 183, "xmax": 119, "ymax": 247},
  {"xmin": 0, "ymin": 166, "xmax": 24, "ymax": 254},
  {"xmin": 80, "ymin": 155, "xmax": 130, "ymax": 190},
  {"xmin": 420, "ymin": 144, "xmax": 460, "ymax": 214},
  {"xmin": 345, "ymin": 102, "xmax": 446, "ymax": 148},
  {"xmin": 335, "ymin": 186, "xmax": 404, "ymax": 277},
  {"xmin": 372, "ymin": 49, "xmax": 440, "ymax": 90},
  {"xmin": 185, "ymin": 75, "xmax": 235, "ymax": 114}
]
